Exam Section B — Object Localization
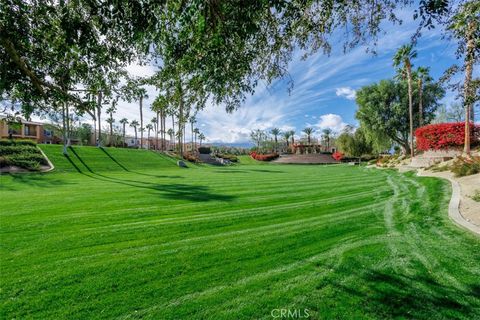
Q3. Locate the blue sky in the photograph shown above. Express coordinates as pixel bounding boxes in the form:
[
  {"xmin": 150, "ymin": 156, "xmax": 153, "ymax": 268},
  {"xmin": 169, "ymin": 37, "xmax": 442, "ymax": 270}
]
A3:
[{"xmin": 106, "ymin": 7, "xmax": 477, "ymax": 144}]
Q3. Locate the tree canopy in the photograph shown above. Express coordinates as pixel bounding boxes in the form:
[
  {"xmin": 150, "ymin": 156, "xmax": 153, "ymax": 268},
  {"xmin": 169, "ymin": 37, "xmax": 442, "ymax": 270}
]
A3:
[
  {"xmin": 1, "ymin": 0, "xmax": 455, "ymax": 118},
  {"xmin": 356, "ymin": 78, "xmax": 445, "ymax": 153}
]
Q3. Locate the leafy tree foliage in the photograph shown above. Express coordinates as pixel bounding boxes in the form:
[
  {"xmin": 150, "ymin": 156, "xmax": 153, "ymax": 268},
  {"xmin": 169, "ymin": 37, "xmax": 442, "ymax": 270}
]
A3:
[
  {"xmin": 3, "ymin": 0, "xmax": 447, "ymax": 119},
  {"xmin": 356, "ymin": 78, "xmax": 444, "ymax": 154}
]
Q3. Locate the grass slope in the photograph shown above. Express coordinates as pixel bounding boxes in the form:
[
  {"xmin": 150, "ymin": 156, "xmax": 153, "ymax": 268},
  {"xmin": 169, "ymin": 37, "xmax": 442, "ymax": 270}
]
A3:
[{"xmin": 1, "ymin": 146, "xmax": 479, "ymax": 319}]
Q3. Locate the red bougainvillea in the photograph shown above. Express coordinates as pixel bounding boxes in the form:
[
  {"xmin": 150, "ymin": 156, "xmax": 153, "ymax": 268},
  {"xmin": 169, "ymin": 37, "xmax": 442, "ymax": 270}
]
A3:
[
  {"xmin": 332, "ymin": 152, "xmax": 344, "ymax": 161},
  {"xmin": 415, "ymin": 122, "xmax": 480, "ymax": 151},
  {"xmin": 250, "ymin": 152, "xmax": 279, "ymax": 161}
]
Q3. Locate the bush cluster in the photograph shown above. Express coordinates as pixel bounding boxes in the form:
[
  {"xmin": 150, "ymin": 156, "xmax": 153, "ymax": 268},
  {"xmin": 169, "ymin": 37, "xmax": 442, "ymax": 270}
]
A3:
[
  {"xmin": 216, "ymin": 154, "xmax": 238, "ymax": 162},
  {"xmin": 450, "ymin": 156, "xmax": 480, "ymax": 177},
  {"xmin": 250, "ymin": 152, "xmax": 279, "ymax": 161},
  {"xmin": 415, "ymin": 122, "xmax": 480, "ymax": 151},
  {"xmin": 332, "ymin": 152, "xmax": 344, "ymax": 161},
  {"xmin": 198, "ymin": 147, "xmax": 211, "ymax": 154},
  {"xmin": 0, "ymin": 140, "xmax": 47, "ymax": 170}
]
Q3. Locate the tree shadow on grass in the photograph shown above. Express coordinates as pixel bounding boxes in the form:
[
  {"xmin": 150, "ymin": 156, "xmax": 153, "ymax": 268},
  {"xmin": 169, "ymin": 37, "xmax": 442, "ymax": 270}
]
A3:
[
  {"xmin": 332, "ymin": 269, "xmax": 475, "ymax": 319},
  {"xmin": 66, "ymin": 148, "xmax": 234, "ymax": 202},
  {"xmin": 1, "ymin": 173, "xmax": 76, "ymax": 189},
  {"xmin": 248, "ymin": 169, "xmax": 284, "ymax": 173},
  {"xmin": 99, "ymin": 147, "xmax": 182, "ymax": 179}
]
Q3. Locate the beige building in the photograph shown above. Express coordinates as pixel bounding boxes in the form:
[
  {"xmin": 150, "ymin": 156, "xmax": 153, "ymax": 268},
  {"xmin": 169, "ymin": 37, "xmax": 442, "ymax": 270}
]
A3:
[{"xmin": 0, "ymin": 118, "xmax": 54, "ymax": 143}]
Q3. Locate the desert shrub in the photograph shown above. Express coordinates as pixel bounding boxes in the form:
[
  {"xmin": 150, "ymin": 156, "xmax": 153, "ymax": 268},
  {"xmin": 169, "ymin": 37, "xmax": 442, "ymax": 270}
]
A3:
[
  {"xmin": 450, "ymin": 156, "xmax": 480, "ymax": 177},
  {"xmin": 415, "ymin": 122, "xmax": 480, "ymax": 151},
  {"xmin": 250, "ymin": 152, "xmax": 278, "ymax": 161},
  {"xmin": 471, "ymin": 190, "xmax": 480, "ymax": 202},
  {"xmin": 332, "ymin": 152, "xmax": 344, "ymax": 161},
  {"xmin": 198, "ymin": 147, "xmax": 211, "ymax": 154}
]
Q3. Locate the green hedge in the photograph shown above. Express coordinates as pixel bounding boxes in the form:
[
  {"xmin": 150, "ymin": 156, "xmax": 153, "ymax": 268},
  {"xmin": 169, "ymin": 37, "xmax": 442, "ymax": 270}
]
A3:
[
  {"xmin": 0, "ymin": 141, "xmax": 47, "ymax": 170},
  {"xmin": 0, "ymin": 139, "xmax": 37, "ymax": 146}
]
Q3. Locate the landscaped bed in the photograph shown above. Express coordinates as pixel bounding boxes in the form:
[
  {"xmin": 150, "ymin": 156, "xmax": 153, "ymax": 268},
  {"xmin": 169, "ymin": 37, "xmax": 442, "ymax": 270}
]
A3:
[
  {"xmin": 1, "ymin": 145, "xmax": 479, "ymax": 319},
  {"xmin": 0, "ymin": 139, "xmax": 49, "ymax": 171}
]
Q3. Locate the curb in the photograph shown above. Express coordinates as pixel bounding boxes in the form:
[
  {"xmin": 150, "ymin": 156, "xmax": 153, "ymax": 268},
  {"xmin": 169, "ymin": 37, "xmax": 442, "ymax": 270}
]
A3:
[
  {"xmin": 417, "ymin": 171, "xmax": 480, "ymax": 236},
  {"xmin": 38, "ymin": 147, "xmax": 55, "ymax": 173}
]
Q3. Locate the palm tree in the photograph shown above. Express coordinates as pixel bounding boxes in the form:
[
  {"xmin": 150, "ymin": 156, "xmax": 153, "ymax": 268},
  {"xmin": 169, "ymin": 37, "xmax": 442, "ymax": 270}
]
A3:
[
  {"xmin": 129, "ymin": 120, "xmax": 139, "ymax": 147},
  {"xmin": 393, "ymin": 44, "xmax": 417, "ymax": 158},
  {"xmin": 322, "ymin": 128, "xmax": 332, "ymax": 151},
  {"xmin": 415, "ymin": 66, "xmax": 431, "ymax": 127},
  {"xmin": 193, "ymin": 128, "xmax": 200, "ymax": 151},
  {"xmin": 448, "ymin": 2, "xmax": 479, "ymax": 155},
  {"xmin": 137, "ymin": 88, "xmax": 148, "ymax": 149},
  {"xmin": 119, "ymin": 118, "xmax": 128, "ymax": 147},
  {"xmin": 303, "ymin": 127, "xmax": 314, "ymax": 144},
  {"xmin": 189, "ymin": 115, "xmax": 196, "ymax": 152},
  {"xmin": 198, "ymin": 133, "xmax": 205, "ymax": 147},
  {"xmin": 167, "ymin": 128, "xmax": 174, "ymax": 150},
  {"xmin": 145, "ymin": 123, "xmax": 153, "ymax": 149},
  {"xmin": 106, "ymin": 104, "xmax": 116, "ymax": 146},
  {"xmin": 289, "ymin": 130, "xmax": 295, "ymax": 146},
  {"xmin": 150, "ymin": 117, "xmax": 158, "ymax": 150},
  {"xmin": 283, "ymin": 131, "xmax": 291, "ymax": 149},
  {"xmin": 270, "ymin": 128, "xmax": 280, "ymax": 152}
]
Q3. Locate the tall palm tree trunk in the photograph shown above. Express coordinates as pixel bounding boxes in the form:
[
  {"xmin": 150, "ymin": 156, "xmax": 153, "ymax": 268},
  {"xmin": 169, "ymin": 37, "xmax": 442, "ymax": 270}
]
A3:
[
  {"xmin": 122, "ymin": 124, "xmax": 126, "ymax": 147},
  {"xmin": 156, "ymin": 111, "xmax": 159, "ymax": 151},
  {"xmin": 172, "ymin": 114, "xmax": 175, "ymax": 151},
  {"xmin": 406, "ymin": 62, "xmax": 414, "ymax": 158},
  {"xmin": 463, "ymin": 19, "xmax": 475, "ymax": 155},
  {"xmin": 97, "ymin": 91, "xmax": 102, "ymax": 147},
  {"xmin": 418, "ymin": 78, "xmax": 423, "ymax": 126},
  {"xmin": 139, "ymin": 96, "xmax": 143, "ymax": 149}
]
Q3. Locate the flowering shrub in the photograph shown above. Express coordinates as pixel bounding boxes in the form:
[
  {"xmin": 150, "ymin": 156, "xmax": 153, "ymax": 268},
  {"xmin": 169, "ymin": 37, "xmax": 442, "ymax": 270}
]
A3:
[
  {"xmin": 415, "ymin": 122, "xmax": 480, "ymax": 151},
  {"xmin": 250, "ymin": 152, "xmax": 279, "ymax": 161},
  {"xmin": 332, "ymin": 151, "xmax": 344, "ymax": 161}
]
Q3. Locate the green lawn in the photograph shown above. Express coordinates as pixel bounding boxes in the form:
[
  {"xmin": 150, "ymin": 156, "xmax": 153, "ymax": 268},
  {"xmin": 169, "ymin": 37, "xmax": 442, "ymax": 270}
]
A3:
[{"xmin": 1, "ymin": 145, "xmax": 479, "ymax": 319}]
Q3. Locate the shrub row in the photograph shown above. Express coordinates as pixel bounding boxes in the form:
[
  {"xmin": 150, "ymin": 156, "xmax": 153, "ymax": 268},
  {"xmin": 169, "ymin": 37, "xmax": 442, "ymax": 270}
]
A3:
[
  {"xmin": 250, "ymin": 152, "xmax": 279, "ymax": 161},
  {"xmin": 0, "ymin": 142, "xmax": 47, "ymax": 170},
  {"xmin": 0, "ymin": 139, "xmax": 37, "ymax": 146},
  {"xmin": 415, "ymin": 122, "xmax": 480, "ymax": 151}
]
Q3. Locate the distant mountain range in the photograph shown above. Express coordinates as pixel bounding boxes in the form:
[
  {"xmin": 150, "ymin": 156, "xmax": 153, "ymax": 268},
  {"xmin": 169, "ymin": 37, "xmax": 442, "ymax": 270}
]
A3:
[{"xmin": 207, "ymin": 142, "xmax": 253, "ymax": 149}]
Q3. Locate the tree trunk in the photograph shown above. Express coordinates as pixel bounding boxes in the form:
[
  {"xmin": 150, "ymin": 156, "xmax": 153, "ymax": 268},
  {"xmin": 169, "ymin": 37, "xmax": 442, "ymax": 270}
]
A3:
[
  {"xmin": 191, "ymin": 122, "xmax": 194, "ymax": 153},
  {"xmin": 156, "ymin": 111, "xmax": 159, "ymax": 151},
  {"xmin": 172, "ymin": 114, "xmax": 175, "ymax": 151},
  {"xmin": 139, "ymin": 96, "xmax": 143, "ymax": 149},
  {"xmin": 406, "ymin": 62, "xmax": 414, "ymax": 158},
  {"xmin": 62, "ymin": 103, "xmax": 68, "ymax": 154},
  {"xmin": 463, "ymin": 19, "xmax": 475, "ymax": 155},
  {"xmin": 97, "ymin": 91, "xmax": 102, "ymax": 147},
  {"xmin": 123, "ymin": 124, "xmax": 126, "ymax": 148},
  {"xmin": 418, "ymin": 78, "xmax": 423, "ymax": 127}
]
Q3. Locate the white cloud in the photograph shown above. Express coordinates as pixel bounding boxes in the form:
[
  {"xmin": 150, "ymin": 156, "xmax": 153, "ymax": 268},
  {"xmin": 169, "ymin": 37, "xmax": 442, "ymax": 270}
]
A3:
[
  {"xmin": 313, "ymin": 114, "xmax": 347, "ymax": 132},
  {"xmin": 335, "ymin": 87, "xmax": 356, "ymax": 100}
]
